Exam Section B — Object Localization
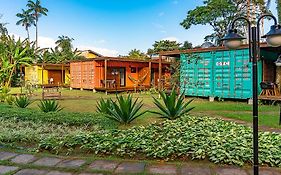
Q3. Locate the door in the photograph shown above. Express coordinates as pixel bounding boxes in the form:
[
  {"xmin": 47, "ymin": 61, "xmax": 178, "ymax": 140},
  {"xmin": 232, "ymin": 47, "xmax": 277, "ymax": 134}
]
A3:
[
  {"xmin": 119, "ymin": 68, "xmax": 125, "ymax": 87},
  {"xmin": 48, "ymin": 70, "xmax": 62, "ymax": 85}
]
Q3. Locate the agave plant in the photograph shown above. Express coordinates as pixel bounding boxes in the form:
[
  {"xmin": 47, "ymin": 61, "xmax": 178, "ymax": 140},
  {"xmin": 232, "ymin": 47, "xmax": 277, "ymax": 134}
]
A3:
[
  {"xmin": 38, "ymin": 100, "xmax": 63, "ymax": 113},
  {"xmin": 5, "ymin": 95, "xmax": 15, "ymax": 105},
  {"xmin": 106, "ymin": 94, "xmax": 146, "ymax": 124},
  {"xmin": 14, "ymin": 95, "xmax": 32, "ymax": 108},
  {"xmin": 151, "ymin": 88, "xmax": 194, "ymax": 120},
  {"xmin": 96, "ymin": 98, "xmax": 113, "ymax": 115}
]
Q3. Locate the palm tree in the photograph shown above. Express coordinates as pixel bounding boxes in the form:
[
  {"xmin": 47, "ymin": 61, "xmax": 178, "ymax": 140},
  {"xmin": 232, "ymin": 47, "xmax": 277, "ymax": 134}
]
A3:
[
  {"xmin": 26, "ymin": 0, "xmax": 48, "ymax": 48},
  {"xmin": 0, "ymin": 14, "xmax": 8, "ymax": 37},
  {"xmin": 55, "ymin": 35, "xmax": 74, "ymax": 52},
  {"xmin": 16, "ymin": 9, "xmax": 35, "ymax": 41}
]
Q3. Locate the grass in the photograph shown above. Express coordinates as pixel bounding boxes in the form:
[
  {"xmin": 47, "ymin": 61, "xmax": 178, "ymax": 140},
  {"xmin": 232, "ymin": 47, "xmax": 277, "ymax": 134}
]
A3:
[{"xmin": 7, "ymin": 88, "xmax": 281, "ymax": 129}]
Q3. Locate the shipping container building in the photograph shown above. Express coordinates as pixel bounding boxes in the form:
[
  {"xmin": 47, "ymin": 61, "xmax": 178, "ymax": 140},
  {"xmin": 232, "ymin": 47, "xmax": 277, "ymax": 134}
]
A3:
[
  {"xmin": 70, "ymin": 57, "xmax": 171, "ymax": 92},
  {"xmin": 160, "ymin": 44, "xmax": 281, "ymax": 101}
]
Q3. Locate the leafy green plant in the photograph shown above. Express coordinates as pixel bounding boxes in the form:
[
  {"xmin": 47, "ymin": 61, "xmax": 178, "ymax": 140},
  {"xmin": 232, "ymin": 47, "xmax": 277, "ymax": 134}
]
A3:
[
  {"xmin": 5, "ymin": 95, "xmax": 14, "ymax": 105},
  {"xmin": 96, "ymin": 98, "xmax": 113, "ymax": 115},
  {"xmin": 0, "ymin": 86, "xmax": 10, "ymax": 102},
  {"xmin": 14, "ymin": 95, "xmax": 32, "ymax": 108},
  {"xmin": 38, "ymin": 100, "xmax": 63, "ymax": 113},
  {"xmin": 105, "ymin": 94, "xmax": 146, "ymax": 124},
  {"xmin": 151, "ymin": 88, "xmax": 194, "ymax": 120}
]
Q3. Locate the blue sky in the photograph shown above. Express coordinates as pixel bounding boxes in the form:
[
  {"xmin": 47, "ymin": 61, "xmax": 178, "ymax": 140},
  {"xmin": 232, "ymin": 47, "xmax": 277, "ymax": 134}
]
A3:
[{"xmin": 0, "ymin": 0, "xmax": 277, "ymax": 56}]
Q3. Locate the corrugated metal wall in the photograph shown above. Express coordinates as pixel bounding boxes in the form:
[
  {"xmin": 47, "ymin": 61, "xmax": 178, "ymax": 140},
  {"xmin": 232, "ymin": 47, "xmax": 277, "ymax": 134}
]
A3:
[{"xmin": 180, "ymin": 49, "xmax": 262, "ymax": 99}]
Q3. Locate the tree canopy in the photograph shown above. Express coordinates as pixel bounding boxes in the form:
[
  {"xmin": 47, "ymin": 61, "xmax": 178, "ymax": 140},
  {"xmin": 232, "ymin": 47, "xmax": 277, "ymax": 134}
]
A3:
[
  {"xmin": 180, "ymin": 0, "xmax": 266, "ymax": 45},
  {"xmin": 127, "ymin": 49, "xmax": 148, "ymax": 60}
]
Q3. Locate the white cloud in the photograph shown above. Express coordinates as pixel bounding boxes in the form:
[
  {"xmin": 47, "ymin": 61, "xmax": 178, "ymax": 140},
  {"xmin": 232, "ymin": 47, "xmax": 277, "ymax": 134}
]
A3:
[
  {"xmin": 77, "ymin": 45, "xmax": 119, "ymax": 57},
  {"xmin": 38, "ymin": 36, "xmax": 56, "ymax": 49},
  {"xmin": 158, "ymin": 12, "xmax": 165, "ymax": 17},
  {"xmin": 161, "ymin": 37, "xmax": 180, "ymax": 42}
]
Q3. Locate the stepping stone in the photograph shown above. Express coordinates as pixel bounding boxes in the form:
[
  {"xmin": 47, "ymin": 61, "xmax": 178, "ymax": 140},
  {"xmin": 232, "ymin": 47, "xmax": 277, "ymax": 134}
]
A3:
[
  {"xmin": 215, "ymin": 167, "xmax": 248, "ymax": 175},
  {"xmin": 14, "ymin": 169, "xmax": 48, "ymax": 175},
  {"xmin": 147, "ymin": 164, "xmax": 177, "ymax": 175},
  {"xmin": 181, "ymin": 165, "xmax": 212, "ymax": 175},
  {"xmin": 0, "ymin": 152, "xmax": 17, "ymax": 160},
  {"xmin": 33, "ymin": 157, "xmax": 63, "ymax": 166},
  {"xmin": 89, "ymin": 160, "xmax": 119, "ymax": 171},
  {"xmin": 57, "ymin": 159, "xmax": 86, "ymax": 168},
  {"xmin": 46, "ymin": 171, "xmax": 73, "ymax": 175},
  {"xmin": 115, "ymin": 162, "xmax": 145, "ymax": 173},
  {"xmin": 11, "ymin": 154, "xmax": 37, "ymax": 164},
  {"xmin": 0, "ymin": 165, "xmax": 18, "ymax": 174}
]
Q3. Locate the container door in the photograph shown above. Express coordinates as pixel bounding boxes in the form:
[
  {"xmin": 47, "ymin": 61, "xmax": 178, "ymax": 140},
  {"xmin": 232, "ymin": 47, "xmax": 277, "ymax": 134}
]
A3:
[{"xmin": 180, "ymin": 52, "xmax": 213, "ymax": 97}]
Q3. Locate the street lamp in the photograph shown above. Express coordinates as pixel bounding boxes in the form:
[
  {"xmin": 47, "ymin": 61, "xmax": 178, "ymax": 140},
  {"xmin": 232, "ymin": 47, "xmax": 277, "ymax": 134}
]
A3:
[
  {"xmin": 222, "ymin": 14, "xmax": 281, "ymax": 175},
  {"xmin": 111, "ymin": 69, "xmax": 119, "ymax": 94}
]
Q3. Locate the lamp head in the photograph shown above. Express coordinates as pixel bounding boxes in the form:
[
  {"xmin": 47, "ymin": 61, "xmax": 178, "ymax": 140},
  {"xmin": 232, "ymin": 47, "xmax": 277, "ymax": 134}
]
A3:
[
  {"xmin": 262, "ymin": 25, "xmax": 281, "ymax": 47},
  {"xmin": 221, "ymin": 29, "xmax": 245, "ymax": 49}
]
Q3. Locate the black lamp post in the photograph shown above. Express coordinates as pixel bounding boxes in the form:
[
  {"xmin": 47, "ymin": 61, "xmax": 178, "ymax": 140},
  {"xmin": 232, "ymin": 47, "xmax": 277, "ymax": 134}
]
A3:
[
  {"xmin": 112, "ymin": 69, "xmax": 119, "ymax": 95},
  {"xmin": 222, "ymin": 14, "xmax": 281, "ymax": 175}
]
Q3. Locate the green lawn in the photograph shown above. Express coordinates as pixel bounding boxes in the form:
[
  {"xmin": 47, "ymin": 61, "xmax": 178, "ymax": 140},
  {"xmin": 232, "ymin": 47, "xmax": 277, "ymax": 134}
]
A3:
[{"xmin": 9, "ymin": 88, "xmax": 281, "ymax": 129}]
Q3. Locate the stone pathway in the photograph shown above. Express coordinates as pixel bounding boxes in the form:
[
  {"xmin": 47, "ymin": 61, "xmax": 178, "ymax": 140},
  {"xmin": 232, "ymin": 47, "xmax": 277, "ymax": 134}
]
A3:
[{"xmin": 0, "ymin": 151, "xmax": 280, "ymax": 175}]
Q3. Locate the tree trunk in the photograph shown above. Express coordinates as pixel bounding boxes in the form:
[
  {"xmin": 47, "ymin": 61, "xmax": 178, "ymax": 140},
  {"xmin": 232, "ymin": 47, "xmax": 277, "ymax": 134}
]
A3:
[
  {"xmin": 5, "ymin": 65, "xmax": 16, "ymax": 88},
  {"xmin": 276, "ymin": 0, "xmax": 281, "ymax": 92},
  {"xmin": 277, "ymin": 0, "xmax": 281, "ymax": 22},
  {"xmin": 35, "ymin": 18, "xmax": 38, "ymax": 48},
  {"xmin": 26, "ymin": 26, "xmax": 30, "ymax": 41}
]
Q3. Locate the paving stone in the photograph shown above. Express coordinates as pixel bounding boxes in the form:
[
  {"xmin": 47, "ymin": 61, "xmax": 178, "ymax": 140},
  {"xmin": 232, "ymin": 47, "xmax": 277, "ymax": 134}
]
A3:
[
  {"xmin": 248, "ymin": 168, "xmax": 281, "ymax": 175},
  {"xmin": 0, "ymin": 165, "xmax": 18, "ymax": 174},
  {"xmin": 215, "ymin": 167, "xmax": 248, "ymax": 175},
  {"xmin": 57, "ymin": 159, "xmax": 86, "ymax": 168},
  {"xmin": 181, "ymin": 165, "xmax": 211, "ymax": 175},
  {"xmin": 14, "ymin": 169, "xmax": 48, "ymax": 175},
  {"xmin": 11, "ymin": 154, "xmax": 37, "ymax": 164},
  {"xmin": 89, "ymin": 160, "xmax": 119, "ymax": 171},
  {"xmin": 46, "ymin": 171, "xmax": 73, "ymax": 175},
  {"xmin": 0, "ymin": 152, "xmax": 17, "ymax": 160},
  {"xmin": 33, "ymin": 157, "xmax": 63, "ymax": 166},
  {"xmin": 147, "ymin": 164, "xmax": 177, "ymax": 175},
  {"xmin": 115, "ymin": 162, "xmax": 145, "ymax": 173}
]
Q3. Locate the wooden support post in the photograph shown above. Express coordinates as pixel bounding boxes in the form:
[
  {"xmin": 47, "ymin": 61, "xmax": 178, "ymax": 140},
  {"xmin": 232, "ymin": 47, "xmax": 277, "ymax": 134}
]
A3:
[
  {"xmin": 158, "ymin": 55, "xmax": 162, "ymax": 91},
  {"xmin": 148, "ymin": 61, "xmax": 151, "ymax": 88},
  {"xmin": 41, "ymin": 63, "xmax": 44, "ymax": 86},
  {"xmin": 61, "ymin": 64, "xmax": 64, "ymax": 86},
  {"xmin": 105, "ymin": 59, "xmax": 108, "ymax": 95}
]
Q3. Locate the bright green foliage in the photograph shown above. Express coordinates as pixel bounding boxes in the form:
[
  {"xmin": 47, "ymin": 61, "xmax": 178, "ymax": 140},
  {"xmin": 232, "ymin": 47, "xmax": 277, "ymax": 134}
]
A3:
[
  {"xmin": 35, "ymin": 116, "xmax": 281, "ymax": 167},
  {"xmin": 151, "ymin": 89, "xmax": 194, "ymax": 120},
  {"xmin": 96, "ymin": 98, "xmax": 113, "ymax": 115},
  {"xmin": 14, "ymin": 95, "xmax": 32, "ymax": 108},
  {"xmin": 105, "ymin": 95, "xmax": 146, "ymax": 124},
  {"xmin": 38, "ymin": 100, "xmax": 63, "ymax": 113},
  {"xmin": 0, "ymin": 86, "xmax": 10, "ymax": 102},
  {"xmin": 147, "ymin": 40, "xmax": 181, "ymax": 54},
  {"xmin": 180, "ymin": 0, "xmax": 266, "ymax": 45},
  {"xmin": 127, "ymin": 49, "xmax": 149, "ymax": 60}
]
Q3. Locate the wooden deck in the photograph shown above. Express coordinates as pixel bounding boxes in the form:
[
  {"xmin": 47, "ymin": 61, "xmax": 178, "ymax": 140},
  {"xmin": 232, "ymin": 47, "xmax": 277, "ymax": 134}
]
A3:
[
  {"xmin": 259, "ymin": 95, "xmax": 281, "ymax": 101},
  {"xmin": 95, "ymin": 85, "xmax": 150, "ymax": 92}
]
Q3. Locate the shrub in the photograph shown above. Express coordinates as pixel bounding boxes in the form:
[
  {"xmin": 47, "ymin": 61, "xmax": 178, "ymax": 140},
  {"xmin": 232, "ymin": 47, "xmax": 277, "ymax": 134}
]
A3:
[
  {"xmin": 38, "ymin": 100, "xmax": 63, "ymax": 113},
  {"xmin": 151, "ymin": 88, "xmax": 194, "ymax": 120},
  {"xmin": 5, "ymin": 95, "xmax": 14, "ymax": 105},
  {"xmin": 106, "ymin": 94, "xmax": 146, "ymax": 124},
  {"xmin": 14, "ymin": 95, "xmax": 32, "ymax": 108},
  {"xmin": 0, "ymin": 86, "xmax": 10, "ymax": 102},
  {"xmin": 96, "ymin": 98, "xmax": 113, "ymax": 115}
]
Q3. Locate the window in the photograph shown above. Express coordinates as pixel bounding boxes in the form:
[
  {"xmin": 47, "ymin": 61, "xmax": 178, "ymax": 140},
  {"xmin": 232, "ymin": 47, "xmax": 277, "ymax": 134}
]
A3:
[{"xmin": 131, "ymin": 67, "xmax": 136, "ymax": 73}]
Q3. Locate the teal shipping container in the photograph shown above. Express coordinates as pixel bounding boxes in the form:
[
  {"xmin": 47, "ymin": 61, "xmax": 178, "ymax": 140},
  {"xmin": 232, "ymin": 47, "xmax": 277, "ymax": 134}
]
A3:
[{"xmin": 180, "ymin": 49, "xmax": 263, "ymax": 99}]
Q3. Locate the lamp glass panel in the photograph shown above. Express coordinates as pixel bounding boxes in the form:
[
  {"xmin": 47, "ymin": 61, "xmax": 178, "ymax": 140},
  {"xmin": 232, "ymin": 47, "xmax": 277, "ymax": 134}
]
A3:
[
  {"xmin": 223, "ymin": 40, "xmax": 242, "ymax": 49},
  {"xmin": 266, "ymin": 35, "xmax": 281, "ymax": 47}
]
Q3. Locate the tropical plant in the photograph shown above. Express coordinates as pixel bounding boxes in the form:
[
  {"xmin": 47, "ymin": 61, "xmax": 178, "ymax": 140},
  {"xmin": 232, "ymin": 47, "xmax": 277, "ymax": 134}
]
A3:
[
  {"xmin": 96, "ymin": 98, "xmax": 113, "ymax": 115},
  {"xmin": 55, "ymin": 35, "xmax": 73, "ymax": 52},
  {"xmin": 0, "ymin": 36, "xmax": 34, "ymax": 87},
  {"xmin": 5, "ymin": 95, "xmax": 15, "ymax": 105},
  {"xmin": 127, "ymin": 49, "xmax": 148, "ymax": 60},
  {"xmin": 38, "ymin": 100, "xmax": 63, "ymax": 113},
  {"xmin": 151, "ymin": 88, "xmax": 194, "ymax": 120},
  {"xmin": 0, "ymin": 86, "xmax": 10, "ymax": 102},
  {"xmin": 14, "ymin": 95, "xmax": 32, "ymax": 108},
  {"xmin": 0, "ymin": 14, "xmax": 8, "ymax": 37},
  {"xmin": 147, "ymin": 40, "xmax": 181, "ymax": 54},
  {"xmin": 16, "ymin": 9, "xmax": 35, "ymax": 41},
  {"xmin": 26, "ymin": 0, "xmax": 48, "ymax": 47},
  {"xmin": 105, "ymin": 95, "xmax": 146, "ymax": 124}
]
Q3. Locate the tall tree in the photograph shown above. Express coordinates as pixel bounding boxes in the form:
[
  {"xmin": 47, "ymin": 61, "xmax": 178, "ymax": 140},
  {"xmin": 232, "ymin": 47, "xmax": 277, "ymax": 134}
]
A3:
[
  {"xmin": 55, "ymin": 35, "xmax": 74, "ymax": 52},
  {"xmin": 147, "ymin": 40, "xmax": 181, "ymax": 54},
  {"xmin": 128, "ymin": 49, "xmax": 148, "ymax": 60},
  {"xmin": 16, "ymin": 9, "xmax": 35, "ymax": 41},
  {"xmin": 0, "ymin": 14, "xmax": 8, "ymax": 37},
  {"xmin": 27, "ymin": 0, "xmax": 48, "ymax": 48},
  {"xmin": 180, "ymin": 0, "xmax": 266, "ymax": 45},
  {"xmin": 180, "ymin": 41, "xmax": 193, "ymax": 50}
]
